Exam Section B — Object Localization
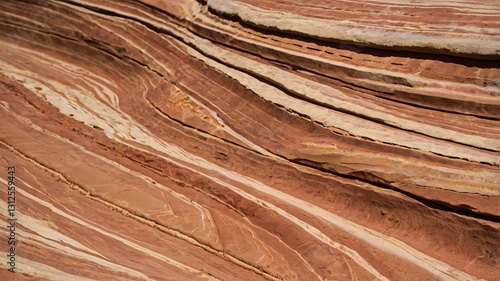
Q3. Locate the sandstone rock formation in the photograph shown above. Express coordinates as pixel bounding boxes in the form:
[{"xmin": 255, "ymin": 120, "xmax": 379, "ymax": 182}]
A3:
[{"xmin": 1, "ymin": 0, "xmax": 499, "ymax": 280}]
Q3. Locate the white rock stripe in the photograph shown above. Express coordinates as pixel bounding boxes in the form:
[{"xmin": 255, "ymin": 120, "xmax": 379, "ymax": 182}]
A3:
[
  {"xmin": 0, "ymin": 252, "xmax": 96, "ymax": 281},
  {"xmin": 0, "ymin": 46, "xmax": 487, "ymax": 279},
  {"xmin": 0, "ymin": 80, "xmax": 386, "ymax": 279},
  {"xmin": 207, "ymin": 0, "xmax": 500, "ymax": 55},
  {"xmin": 0, "ymin": 191, "xmax": 155, "ymax": 280},
  {"xmin": 0, "ymin": 179, "xmax": 220, "ymax": 280}
]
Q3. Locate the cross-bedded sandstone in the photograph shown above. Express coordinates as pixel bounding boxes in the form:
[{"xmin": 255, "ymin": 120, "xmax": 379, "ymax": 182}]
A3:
[{"xmin": 0, "ymin": 0, "xmax": 499, "ymax": 280}]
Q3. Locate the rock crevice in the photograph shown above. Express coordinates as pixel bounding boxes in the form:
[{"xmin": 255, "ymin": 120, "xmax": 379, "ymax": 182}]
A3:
[{"xmin": 0, "ymin": 0, "xmax": 499, "ymax": 280}]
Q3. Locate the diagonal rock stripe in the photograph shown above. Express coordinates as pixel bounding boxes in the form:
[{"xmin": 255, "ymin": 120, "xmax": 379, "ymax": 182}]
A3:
[{"xmin": 0, "ymin": 0, "xmax": 499, "ymax": 280}]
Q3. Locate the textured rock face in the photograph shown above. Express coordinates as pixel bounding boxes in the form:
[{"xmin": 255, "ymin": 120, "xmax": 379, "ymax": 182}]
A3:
[{"xmin": 0, "ymin": 0, "xmax": 499, "ymax": 280}]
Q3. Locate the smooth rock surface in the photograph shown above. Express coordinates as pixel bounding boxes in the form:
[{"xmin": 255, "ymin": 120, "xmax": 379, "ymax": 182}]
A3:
[{"xmin": 0, "ymin": 0, "xmax": 499, "ymax": 280}]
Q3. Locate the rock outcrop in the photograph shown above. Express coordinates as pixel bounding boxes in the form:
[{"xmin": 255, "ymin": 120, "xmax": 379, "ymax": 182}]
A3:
[{"xmin": 0, "ymin": 0, "xmax": 499, "ymax": 280}]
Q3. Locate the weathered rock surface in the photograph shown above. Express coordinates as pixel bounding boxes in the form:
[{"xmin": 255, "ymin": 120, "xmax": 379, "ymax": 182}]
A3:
[{"xmin": 0, "ymin": 0, "xmax": 499, "ymax": 280}]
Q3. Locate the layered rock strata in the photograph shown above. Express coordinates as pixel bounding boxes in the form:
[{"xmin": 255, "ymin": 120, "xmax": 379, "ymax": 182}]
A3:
[{"xmin": 0, "ymin": 0, "xmax": 499, "ymax": 280}]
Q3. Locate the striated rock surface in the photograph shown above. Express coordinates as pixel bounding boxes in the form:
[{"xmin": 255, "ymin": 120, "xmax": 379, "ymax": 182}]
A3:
[{"xmin": 0, "ymin": 0, "xmax": 499, "ymax": 280}]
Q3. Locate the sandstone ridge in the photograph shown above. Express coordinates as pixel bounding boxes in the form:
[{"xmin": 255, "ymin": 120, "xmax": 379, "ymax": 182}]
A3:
[{"xmin": 0, "ymin": 0, "xmax": 499, "ymax": 280}]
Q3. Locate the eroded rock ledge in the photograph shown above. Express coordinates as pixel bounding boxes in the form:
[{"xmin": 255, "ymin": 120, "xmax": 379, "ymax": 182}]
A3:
[{"xmin": 0, "ymin": 0, "xmax": 499, "ymax": 280}]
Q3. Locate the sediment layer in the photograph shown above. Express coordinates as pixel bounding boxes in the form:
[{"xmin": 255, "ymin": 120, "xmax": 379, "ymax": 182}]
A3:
[{"xmin": 0, "ymin": 0, "xmax": 499, "ymax": 280}]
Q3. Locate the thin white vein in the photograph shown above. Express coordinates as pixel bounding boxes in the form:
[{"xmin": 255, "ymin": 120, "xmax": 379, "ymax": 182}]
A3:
[
  {"xmin": 6, "ymin": 182, "xmax": 219, "ymax": 280},
  {"xmin": 0, "ymin": 251, "xmax": 96, "ymax": 281}
]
